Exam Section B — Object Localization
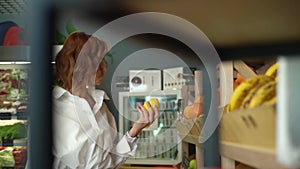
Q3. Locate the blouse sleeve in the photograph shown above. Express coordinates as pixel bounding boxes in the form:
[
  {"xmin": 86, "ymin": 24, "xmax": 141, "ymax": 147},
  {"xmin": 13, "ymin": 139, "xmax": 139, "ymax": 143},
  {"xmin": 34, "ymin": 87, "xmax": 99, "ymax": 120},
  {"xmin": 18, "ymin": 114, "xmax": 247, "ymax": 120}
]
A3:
[
  {"xmin": 96, "ymin": 135, "xmax": 138, "ymax": 169},
  {"xmin": 92, "ymin": 103, "xmax": 138, "ymax": 168}
]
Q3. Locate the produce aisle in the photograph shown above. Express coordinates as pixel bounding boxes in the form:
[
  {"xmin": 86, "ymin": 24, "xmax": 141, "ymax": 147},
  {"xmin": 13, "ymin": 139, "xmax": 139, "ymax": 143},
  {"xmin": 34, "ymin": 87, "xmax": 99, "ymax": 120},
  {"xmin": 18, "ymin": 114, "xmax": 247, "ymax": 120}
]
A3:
[
  {"xmin": 0, "ymin": 1, "xmax": 30, "ymax": 167},
  {"xmin": 24, "ymin": 1, "xmax": 300, "ymax": 168},
  {"xmin": 217, "ymin": 59, "xmax": 299, "ymax": 169},
  {"xmin": 0, "ymin": 62, "xmax": 29, "ymax": 168}
]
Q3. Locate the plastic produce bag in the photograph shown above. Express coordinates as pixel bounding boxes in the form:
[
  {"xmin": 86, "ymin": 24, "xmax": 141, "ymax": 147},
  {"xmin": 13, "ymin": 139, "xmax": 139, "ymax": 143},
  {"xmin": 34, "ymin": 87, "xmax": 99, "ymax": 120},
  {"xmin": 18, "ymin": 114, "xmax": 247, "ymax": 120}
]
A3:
[{"xmin": 0, "ymin": 147, "xmax": 14, "ymax": 167}]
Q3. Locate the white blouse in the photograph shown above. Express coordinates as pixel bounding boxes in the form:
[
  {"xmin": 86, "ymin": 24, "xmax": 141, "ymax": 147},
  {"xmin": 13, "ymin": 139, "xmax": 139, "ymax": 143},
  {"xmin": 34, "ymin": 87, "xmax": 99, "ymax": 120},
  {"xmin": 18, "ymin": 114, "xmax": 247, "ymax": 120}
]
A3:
[{"xmin": 52, "ymin": 86, "xmax": 137, "ymax": 169}]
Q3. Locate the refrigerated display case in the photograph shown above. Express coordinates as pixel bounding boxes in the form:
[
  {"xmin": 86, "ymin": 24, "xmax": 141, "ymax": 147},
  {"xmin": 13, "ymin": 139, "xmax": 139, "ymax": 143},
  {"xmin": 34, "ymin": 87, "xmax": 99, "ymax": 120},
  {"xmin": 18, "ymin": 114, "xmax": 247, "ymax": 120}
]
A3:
[
  {"xmin": 118, "ymin": 90, "xmax": 183, "ymax": 165},
  {"xmin": 0, "ymin": 46, "xmax": 29, "ymax": 169}
]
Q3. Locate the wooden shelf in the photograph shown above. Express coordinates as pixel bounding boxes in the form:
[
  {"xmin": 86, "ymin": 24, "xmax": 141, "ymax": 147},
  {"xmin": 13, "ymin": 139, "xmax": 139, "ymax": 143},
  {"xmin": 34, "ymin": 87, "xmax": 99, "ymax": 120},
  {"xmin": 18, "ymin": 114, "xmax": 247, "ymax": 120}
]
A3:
[
  {"xmin": 120, "ymin": 166, "xmax": 154, "ymax": 169},
  {"xmin": 179, "ymin": 134, "xmax": 203, "ymax": 169},
  {"xmin": 179, "ymin": 134, "xmax": 201, "ymax": 146},
  {"xmin": 220, "ymin": 141, "xmax": 294, "ymax": 169},
  {"xmin": 125, "ymin": 158, "xmax": 180, "ymax": 166},
  {"xmin": 120, "ymin": 165, "xmax": 179, "ymax": 169}
]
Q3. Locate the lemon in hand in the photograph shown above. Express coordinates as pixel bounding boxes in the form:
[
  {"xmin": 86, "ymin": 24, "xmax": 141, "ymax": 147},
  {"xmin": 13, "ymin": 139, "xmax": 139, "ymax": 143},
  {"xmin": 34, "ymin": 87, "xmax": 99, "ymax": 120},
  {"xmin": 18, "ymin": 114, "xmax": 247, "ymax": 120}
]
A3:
[{"xmin": 143, "ymin": 98, "xmax": 160, "ymax": 111}]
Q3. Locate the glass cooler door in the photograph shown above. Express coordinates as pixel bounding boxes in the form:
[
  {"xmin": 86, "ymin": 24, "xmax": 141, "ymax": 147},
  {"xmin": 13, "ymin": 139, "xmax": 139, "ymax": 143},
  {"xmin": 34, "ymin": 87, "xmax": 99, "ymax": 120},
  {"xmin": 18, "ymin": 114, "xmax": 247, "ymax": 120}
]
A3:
[{"xmin": 119, "ymin": 90, "xmax": 182, "ymax": 165}]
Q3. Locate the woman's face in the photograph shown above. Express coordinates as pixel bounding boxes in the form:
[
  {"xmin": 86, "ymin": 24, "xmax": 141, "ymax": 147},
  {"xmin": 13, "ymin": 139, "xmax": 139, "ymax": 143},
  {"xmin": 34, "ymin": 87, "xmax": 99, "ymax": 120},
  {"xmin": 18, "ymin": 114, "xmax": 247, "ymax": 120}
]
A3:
[{"xmin": 95, "ymin": 59, "xmax": 107, "ymax": 85}]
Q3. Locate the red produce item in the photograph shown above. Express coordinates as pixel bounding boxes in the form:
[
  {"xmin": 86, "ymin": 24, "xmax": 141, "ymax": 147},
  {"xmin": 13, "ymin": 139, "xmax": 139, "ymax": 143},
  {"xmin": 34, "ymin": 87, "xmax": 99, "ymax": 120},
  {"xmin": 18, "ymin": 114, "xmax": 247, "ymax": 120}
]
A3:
[
  {"xmin": 12, "ymin": 147, "xmax": 28, "ymax": 169},
  {"xmin": 4, "ymin": 26, "xmax": 27, "ymax": 46}
]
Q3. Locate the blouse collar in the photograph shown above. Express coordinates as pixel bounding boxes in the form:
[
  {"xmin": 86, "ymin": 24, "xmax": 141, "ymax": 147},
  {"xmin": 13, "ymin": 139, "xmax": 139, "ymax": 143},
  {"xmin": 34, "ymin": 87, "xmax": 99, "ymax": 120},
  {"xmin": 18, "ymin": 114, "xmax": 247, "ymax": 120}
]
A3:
[{"xmin": 53, "ymin": 86, "xmax": 110, "ymax": 114}]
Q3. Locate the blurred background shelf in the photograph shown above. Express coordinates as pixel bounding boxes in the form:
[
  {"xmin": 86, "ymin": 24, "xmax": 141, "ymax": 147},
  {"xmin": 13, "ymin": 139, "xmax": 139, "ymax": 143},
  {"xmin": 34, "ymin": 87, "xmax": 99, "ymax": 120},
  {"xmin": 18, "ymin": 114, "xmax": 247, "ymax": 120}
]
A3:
[{"xmin": 0, "ymin": 46, "xmax": 30, "ymax": 62}]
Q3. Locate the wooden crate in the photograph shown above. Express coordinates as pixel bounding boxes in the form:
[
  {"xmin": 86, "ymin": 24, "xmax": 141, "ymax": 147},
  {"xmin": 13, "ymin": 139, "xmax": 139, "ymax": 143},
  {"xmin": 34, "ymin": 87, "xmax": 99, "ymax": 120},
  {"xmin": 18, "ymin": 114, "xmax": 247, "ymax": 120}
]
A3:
[
  {"xmin": 175, "ymin": 70, "xmax": 204, "ymax": 139},
  {"xmin": 174, "ymin": 115, "xmax": 204, "ymax": 139},
  {"xmin": 219, "ymin": 105, "xmax": 293, "ymax": 169},
  {"xmin": 218, "ymin": 60, "xmax": 293, "ymax": 168},
  {"xmin": 174, "ymin": 115, "xmax": 204, "ymax": 169},
  {"xmin": 219, "ymin": 59, "xmax": 278, "ymax": 148},
  {"xmin": 218, "ymin": 59, "xmax": 277, "ymax": 108},
  {"xmin": 220, "ymin": 105, "xmax": 276, "ymax": 149},
  {"xmin": 218, "ymin": 60, "xmax": 256, "ymax": 108}
]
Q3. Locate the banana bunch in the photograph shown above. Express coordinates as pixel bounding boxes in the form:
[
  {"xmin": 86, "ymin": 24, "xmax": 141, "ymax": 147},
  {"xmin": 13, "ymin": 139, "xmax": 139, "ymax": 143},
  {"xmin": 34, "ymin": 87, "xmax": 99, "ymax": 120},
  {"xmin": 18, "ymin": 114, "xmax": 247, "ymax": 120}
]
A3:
[
  {"xmin": 242, "ymin": 80, "xmax": 277, "ymax": 108},
  {"xmin": 227, "ymin": 75, "xmax": 274, "ymax": 112},
  {"xmin": 265, "ymin": 62, "xmax": 279, "ymax": 79},
  {"xmin": 226, "ymin": 62, "xmax": 279, "ymax": 112}
]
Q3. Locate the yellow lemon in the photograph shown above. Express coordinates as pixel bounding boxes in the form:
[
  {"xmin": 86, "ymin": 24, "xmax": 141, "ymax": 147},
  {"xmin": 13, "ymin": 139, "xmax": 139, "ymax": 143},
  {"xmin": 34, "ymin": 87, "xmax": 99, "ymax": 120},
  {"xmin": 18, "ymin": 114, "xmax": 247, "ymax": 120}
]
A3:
[{"xmin": 143, "ymin": 98, "xmax": 160, "ymax": 111}]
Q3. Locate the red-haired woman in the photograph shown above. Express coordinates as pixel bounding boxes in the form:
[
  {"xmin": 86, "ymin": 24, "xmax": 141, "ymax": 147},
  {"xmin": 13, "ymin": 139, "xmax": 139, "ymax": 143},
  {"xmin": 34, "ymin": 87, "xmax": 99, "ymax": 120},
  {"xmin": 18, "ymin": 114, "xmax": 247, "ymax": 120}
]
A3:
[{"xmin": 52, "ymin": 32, "xmax": 160, "ymax": 168}]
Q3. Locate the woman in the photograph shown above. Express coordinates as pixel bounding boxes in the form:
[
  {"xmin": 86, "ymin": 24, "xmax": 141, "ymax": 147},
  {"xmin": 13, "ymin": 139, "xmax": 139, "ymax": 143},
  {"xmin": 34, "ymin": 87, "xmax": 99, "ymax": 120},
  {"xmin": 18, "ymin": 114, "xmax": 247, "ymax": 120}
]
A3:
[{"xmin": 52, "ymin": 32, "xmax": 160, "ymax": 168}]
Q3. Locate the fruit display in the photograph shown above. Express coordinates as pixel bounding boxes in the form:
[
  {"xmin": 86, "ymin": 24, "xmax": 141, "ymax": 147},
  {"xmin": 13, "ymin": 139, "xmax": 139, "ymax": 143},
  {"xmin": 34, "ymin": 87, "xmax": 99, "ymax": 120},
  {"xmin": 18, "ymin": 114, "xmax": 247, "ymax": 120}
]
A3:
[
  {"xmin": 234, "ymin": 66, "xmax": 256, "ymax": 89},
  {"xmin": 247, "ymin": 81, "xmax": 277, "ymax": 109},
  {"xmin": 220, "ymin": 61, "xmax": 280, "ymax": 169},
  {"xmin": 264, "ymin": 62, "xmax": 278, "ymax": 79},
  {"xmin": 174, "ymin": 96, "xmax": 203, "ymax": 138},
  {"xmin": 0, "ymin": 146, "xmax": 27, "ymax": 168},
  {"xmin": 0, "ymin": 69, "xmax": 29, "ymax": 120},
  {"xmin": 183, "ymin": 96, "xmax": 203, "ymax": 119},
  {"xmin": 0, "ymin": 122, "xmax": 27, "ymax": 142},
  {"xmin": 226, "ymin": 62, "xmax": 278, "ymax": 112}
]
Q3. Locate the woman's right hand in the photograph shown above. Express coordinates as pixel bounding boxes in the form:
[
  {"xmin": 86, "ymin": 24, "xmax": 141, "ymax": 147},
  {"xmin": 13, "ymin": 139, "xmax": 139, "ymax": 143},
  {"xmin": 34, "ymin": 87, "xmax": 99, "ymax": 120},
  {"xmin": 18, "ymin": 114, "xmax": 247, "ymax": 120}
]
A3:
[{"xmin": 128, "ymin": 102, "xmax": 160, "ymax": 138}]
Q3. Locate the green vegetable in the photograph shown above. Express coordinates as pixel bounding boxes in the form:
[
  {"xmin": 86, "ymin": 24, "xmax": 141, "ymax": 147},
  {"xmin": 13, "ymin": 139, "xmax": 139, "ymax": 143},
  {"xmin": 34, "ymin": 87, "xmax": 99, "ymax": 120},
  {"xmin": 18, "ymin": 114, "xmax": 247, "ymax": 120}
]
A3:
[
  {"xmin": 0, "ymin": 147, "xmax": 14, "ymax": 167},
  {"xmin": 0, "ymin": 123, "xmax": 27, "ymax": 141}
]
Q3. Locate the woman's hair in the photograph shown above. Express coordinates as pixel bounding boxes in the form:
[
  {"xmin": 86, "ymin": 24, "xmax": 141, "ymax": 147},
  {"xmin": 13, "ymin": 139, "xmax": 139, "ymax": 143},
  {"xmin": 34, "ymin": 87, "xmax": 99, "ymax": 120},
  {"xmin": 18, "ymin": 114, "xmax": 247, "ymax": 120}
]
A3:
[{"xmin": 55, "ymin": 32, "xmax": 108, "ymax": 92}]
